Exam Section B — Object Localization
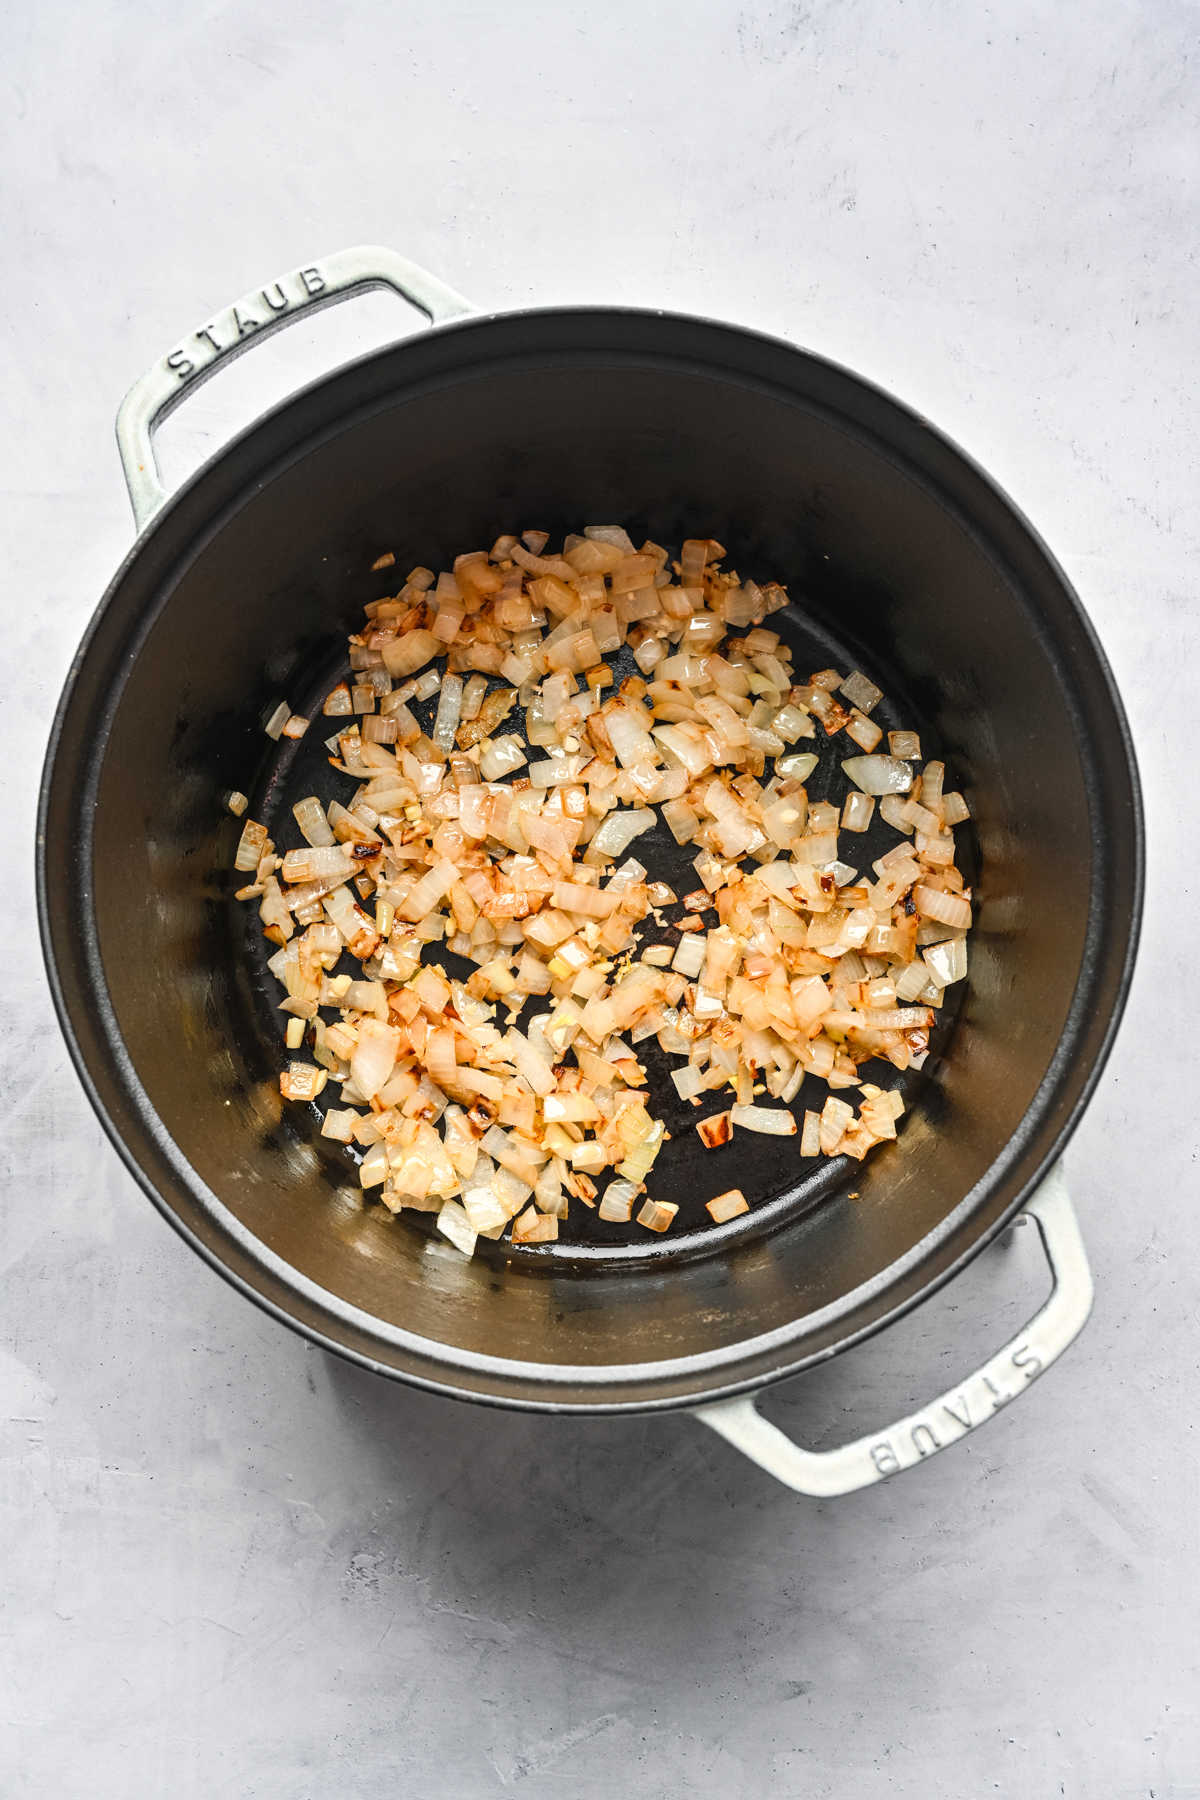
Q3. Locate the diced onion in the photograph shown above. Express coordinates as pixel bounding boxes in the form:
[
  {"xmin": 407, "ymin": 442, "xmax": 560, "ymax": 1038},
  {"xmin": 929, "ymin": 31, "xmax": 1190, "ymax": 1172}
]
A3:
[
  {"xmin": 730, "ymin": 1104, "xmax": 796, "ymax": 1136},
  {"xmin": 264, "ymin": 700, "xmax": 291, "ymax": 739},
  {"xmin": 913, "ymin": 885, "xmax": 972, "ymax": 929},
  {"xmin": 234, "ymin": 819, "xmax": 268, "ymax": 871},
  {"xmin": 671, "ymin": 1064, "xmax": 705, "ymax": 1101},
  {"xmin": 598, "ymin": 1178, "xmax": 639, "ymax": 1222},
  {"xmin": 888, "ymin": 730, "xmax": 921, "ymax": 759},
  {"xmin": 672, "ymin": 936, "xmax": 705, "ymax": 977},
  {"xmin": 776, "ymin": 752, "xmax": 819, "ymax": 781},
  {"xmin": 841, "ymin": 790, "xmax": 875, "ymax": 833},
  {"xmin": 696, "ymin": 1111, "xmax": 732, "ymax": 1149},
  {"xmin": 359, "ymin": 1141, "xmax": 389, "ymax": 1188},
  {"xmin": 844, "ymin": 711, "xmax": 881, "ymax": 752},
  {"xmin": 281, "ymin": 845, "xmax": 355, "ymax": 883},
  {"xmin": 605, "ymin": 705, "xmax": 657, "ymax": 768},
  {"xmin": 350, "ymin": 1018, "xmax": 400, "ymax": 1100},
  {"xmin": 842, "ymin": 755, "xmax": 914, "ymax": 796},
  {"xmin": 706, "ymin": 1188, "xmax": 749, "ymax": 1222},
  {"xmin": 636, "ymin": 1197, "xmax": 678, "ymax": 1233},
  {"xmin": 819, "ymin": 1096, "xmax": 854, "ymax": 1155},
  {"xmin": 240, "ymin": 528, "xmax": 973, "ymax": 1261},
  {"xmin": 923, "ymin": 935, "xmax": 968, "ymax": 987},
  {"xmin": 585, "ymin": 808, "xmax": 655, "ymax": 864},
  {"xmin": 436, "ymin": 1200, "xmax": 478, "ymax": 1257},
  {"xmin": 662, "ymin": 798, "xmax": 700, "ymax": 844},
  {"xmin": 478, "ymin": 735, "xmax": 528, "ymax": 781},
  {"xmin": 840, "ymin": 671, "xmax": 883, "ymax": 714},
  {"xmin": 321, "ymin": 1108, "xmax": 360, "ymax": 1143},
  {"xmin": 381, "ymin": 629, "xmax": 439, "ymax": 679},
  {"xmin": 293, "ymin": 796, "xmax": 336, "ymax": 847},
  {"xmin": 432, "ymin": 673, "xmax": 464, "ymax": 754},
  {"xmin": 511, "ymin": 1206, "xmax": 559, "ymax": 1243}
]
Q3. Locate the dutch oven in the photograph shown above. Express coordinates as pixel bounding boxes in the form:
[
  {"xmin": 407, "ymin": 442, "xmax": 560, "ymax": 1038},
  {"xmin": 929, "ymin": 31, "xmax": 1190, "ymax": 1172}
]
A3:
[{"xmin": 38, "ymin": 248, "xmax": 1142, "ymax": 1495}]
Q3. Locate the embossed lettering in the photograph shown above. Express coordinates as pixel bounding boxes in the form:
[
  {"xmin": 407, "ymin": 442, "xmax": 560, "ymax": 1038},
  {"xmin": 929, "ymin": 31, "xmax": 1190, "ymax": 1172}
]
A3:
[
  {"xmin": 299, "ymin": 265, "xmax": 326, "ymax": 297},
  {"xmin": 261, "ymin": 282, "xmax": 289, "ymax": 313},
  {"xmin": 983, "ymin": 1374, "xmax": 1014, "ymax": 1410},
  {"xmin": 870, "ymin": 1440, "xmax": 900, "ymax": 1476},
  {"xmin": 911, "ymin": 1422, "xmax": 940, "ymax": 1458},
  {"xmin": 942, "ymin": 1395, "xmax": 971, "ymax": 1431},
  {"xmin": 196, "ymin": 324, "xmax": 222, "ymax": 353},
  {"xmin": 234, "ymin": 306, "xmax": 260, "ymax": 337},
  {"xmin": 167, "ymin": 349, "xmax": 195, "ymax": 380},
  {"xmin": 1011, "ymin": 1343, "xmax": 1042, "ymax": 1380}
]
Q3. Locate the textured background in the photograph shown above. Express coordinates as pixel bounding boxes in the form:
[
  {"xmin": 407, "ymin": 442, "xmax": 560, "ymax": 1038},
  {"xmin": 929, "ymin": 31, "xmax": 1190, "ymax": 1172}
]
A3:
[{"xmin": 5, "ymin": 3, "xmax": 1198, "ymax": 1795}]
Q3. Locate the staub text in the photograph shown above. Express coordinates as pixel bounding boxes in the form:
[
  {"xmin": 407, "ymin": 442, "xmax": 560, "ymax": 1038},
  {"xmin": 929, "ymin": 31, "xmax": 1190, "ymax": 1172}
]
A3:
[{"xmin": 165, "ymin": 265, "xmax": 328, "ymax": 381}]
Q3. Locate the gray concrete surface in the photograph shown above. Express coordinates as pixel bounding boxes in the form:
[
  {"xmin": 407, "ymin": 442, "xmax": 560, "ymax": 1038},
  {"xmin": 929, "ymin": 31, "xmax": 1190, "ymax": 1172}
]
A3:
[{"xmin": 4, "ymin": 3, "xmax": 1197, "ymax": 1795}]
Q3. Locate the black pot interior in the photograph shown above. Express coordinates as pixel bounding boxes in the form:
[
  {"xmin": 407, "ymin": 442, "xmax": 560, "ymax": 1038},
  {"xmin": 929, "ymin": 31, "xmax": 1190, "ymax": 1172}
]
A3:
[{"xmin": 41, "ymin": 311, "xmax": 1140, "ymax": 1407}]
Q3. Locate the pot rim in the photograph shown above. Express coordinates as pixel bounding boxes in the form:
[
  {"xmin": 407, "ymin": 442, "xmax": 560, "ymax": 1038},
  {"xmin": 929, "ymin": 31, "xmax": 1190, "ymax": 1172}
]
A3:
[{"xmin": 37, "ymin": 302, "xmax": 1145, "ymax": 1411}]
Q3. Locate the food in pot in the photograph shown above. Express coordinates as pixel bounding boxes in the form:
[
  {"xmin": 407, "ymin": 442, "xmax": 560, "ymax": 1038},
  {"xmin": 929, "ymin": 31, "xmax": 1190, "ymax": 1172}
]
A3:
[{"xmin": 233, "ymin": 529, "xmax": 972, "ymax": 1257}]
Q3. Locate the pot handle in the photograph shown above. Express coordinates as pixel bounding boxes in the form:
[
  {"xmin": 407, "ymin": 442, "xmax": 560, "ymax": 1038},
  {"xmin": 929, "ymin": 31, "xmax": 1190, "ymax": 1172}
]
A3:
[
  {"xmin": 115, "ymin": 245, "xmax": 474, "ymax": 529},
  {"xmin": 694, "ymin": 1162, "xmax": 1092, "ymax": 1497}
]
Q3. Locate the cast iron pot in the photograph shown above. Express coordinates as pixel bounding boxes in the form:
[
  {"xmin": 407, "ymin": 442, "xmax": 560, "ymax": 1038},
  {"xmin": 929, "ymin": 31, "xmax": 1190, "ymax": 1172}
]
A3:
[{"xmin": 38, "ymin": 248, "xmax": 1142, "ymax": 1496}]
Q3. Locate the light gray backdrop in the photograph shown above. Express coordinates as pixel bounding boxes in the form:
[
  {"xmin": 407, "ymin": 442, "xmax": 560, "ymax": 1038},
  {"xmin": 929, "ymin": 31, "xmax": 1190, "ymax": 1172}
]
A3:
[{"xmin": 4, "ymin": 3, "xmax": 1196, "ymax": 1795}]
